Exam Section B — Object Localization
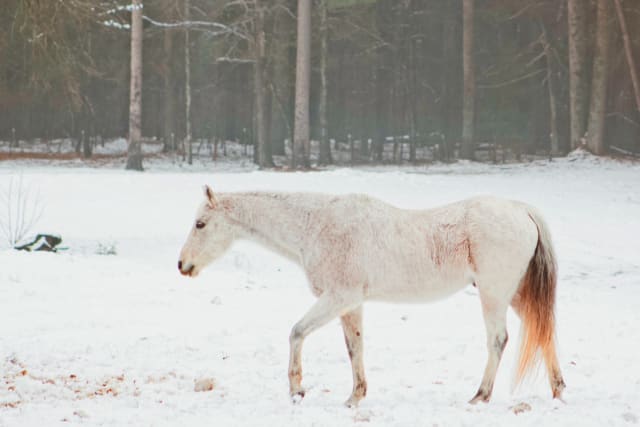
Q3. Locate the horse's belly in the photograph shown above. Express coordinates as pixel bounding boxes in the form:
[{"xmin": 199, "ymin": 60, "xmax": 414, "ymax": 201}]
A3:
[{"xmin": 367, "ymin": 273, "xmax": 471, "ymax": 303}]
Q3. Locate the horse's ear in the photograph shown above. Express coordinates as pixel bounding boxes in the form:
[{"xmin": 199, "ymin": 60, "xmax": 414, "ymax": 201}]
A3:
[{"xmin": 203, "ymin": 185, "xmax": 217, "ymax": 208}]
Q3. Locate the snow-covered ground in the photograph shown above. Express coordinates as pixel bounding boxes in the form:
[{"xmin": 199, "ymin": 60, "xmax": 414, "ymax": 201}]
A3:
[{"xmin": 1, "ymin": 155, "xmax": 639, "ymax": 426}]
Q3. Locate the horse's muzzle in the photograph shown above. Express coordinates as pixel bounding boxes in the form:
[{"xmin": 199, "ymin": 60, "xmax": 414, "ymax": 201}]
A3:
[{"xmin": 178, "ymin": 260, "xmax": 195, "ymax": 276}]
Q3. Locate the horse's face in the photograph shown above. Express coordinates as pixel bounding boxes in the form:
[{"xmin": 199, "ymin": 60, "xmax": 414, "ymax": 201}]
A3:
[{"xmin": 178, "ymin": 186, "xmax": 234, "ymax": 277}]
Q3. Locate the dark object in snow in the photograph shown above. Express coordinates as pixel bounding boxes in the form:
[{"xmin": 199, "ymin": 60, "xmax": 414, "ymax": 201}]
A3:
[{"xmin": 15, "ymin": 234, "xmax": 62, "ymax": 252}]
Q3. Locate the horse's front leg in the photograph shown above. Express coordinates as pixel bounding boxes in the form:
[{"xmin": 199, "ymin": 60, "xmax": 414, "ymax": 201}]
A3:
[
  {"xmin": 288, "ymin": 294, "xmax": 359, "ymax": 402},
  {"xmin": 341, "ymin": 305, "xmax": 367, "ymax": 407}
]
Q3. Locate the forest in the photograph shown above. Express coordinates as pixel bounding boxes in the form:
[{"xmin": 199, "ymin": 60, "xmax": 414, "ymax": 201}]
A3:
[
  {"xmin": 1, "ymin": 0, "xmax": 639, "ymax": 169},
  {"xmin": 3, "ymin": 2, "xmax": 640, "ymax": 424}
]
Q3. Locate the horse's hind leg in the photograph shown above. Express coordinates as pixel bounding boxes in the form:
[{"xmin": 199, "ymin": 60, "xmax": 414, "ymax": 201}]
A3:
[
  {"xmin": 341, "ymin": 306, "xmax": 367, "ymax": 407},
  {"xmin": 288, "ymin": 294, "xmax": 360, "ymax": 402},
  {"xmin": 469, "ymin": 295, "xmax": 509, "ymax": 404},
  {"xmin": 543, "ymin": 341, "xmax": 566, "ymax": 399}
]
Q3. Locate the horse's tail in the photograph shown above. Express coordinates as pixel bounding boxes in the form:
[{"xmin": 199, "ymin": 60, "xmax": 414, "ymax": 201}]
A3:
[{"xmin": 514, "ymin": 207, "xmax": 559, "ymax": 386}]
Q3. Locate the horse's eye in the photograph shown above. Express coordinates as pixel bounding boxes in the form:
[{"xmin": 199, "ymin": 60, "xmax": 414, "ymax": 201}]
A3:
[{"xmin": 195, "ymin": 221, "xmax": 206, "ymax": 229}]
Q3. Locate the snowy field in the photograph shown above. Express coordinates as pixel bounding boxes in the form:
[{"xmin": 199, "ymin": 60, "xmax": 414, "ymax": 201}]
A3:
[{"xmin": 1, "ymin": 154, "xmax": 639, "ymax": 426}]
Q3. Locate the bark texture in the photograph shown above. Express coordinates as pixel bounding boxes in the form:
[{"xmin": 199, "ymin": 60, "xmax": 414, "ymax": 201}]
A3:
[
  {"xmin": 126, "ymin": 0, "xmax": 143, "ymax": 171},
  {"xmin": 254, "ymin": 2, "xmax": 273, "ymax": 168},
  {"xmin": 184, "ymin": 0, "xmax": 192, "ymax": 165},
  {"xmin": 613, "ymin": 0, "xmax": 640, "ymax": 115},
  {"xmin": 292, "ymin": 0, "xmax": 311, "ymax": 168},
  {"xmin": 162, "ymin": 25, "xmax": 174, "ymax": 152},
  {"xmin": 460, "ymin": 0, "xmax": 476, "ymax": 160},
  {"xmin": 318, "ymin": 0, "xmax": 331, "ymax": 165},
  {"xmin": 541, "ymin": 23, "xmax": 561, "ymax": 154},
  {"xmin": 568, "ymin": 0, "xmax": 589, "ymax": 150},
  {"xmin": 587, "ymin": 0, "xmax": 610, "ymax": 155}
]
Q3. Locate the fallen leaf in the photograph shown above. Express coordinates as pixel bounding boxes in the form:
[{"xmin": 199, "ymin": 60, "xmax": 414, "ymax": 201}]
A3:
[{"xmin": 194, "ymin": 378, "xmax": 216, "ymax": 392}]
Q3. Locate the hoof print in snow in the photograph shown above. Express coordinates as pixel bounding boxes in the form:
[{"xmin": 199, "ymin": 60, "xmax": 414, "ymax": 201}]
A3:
[
  {"xmin": 622, "ymin": 413, "xmax": 638, "ymax": 424},
  {"xmin": 73, "ymin": 410, "xmax": 90, "ymax": 419},
  {"xmin": 291, "ymin": 391, "xmax": 305, "ymax": 404},
  {"xmin": 353, "ymin": 413, "xmax": 371, "ymax": 423},
  {"xmin": 194, "ymin": 378, "xmax": 216, "ymax": 392},
  {"xmin": 510, "ymin": 402, "xmax": 532, "ymax": 415}
]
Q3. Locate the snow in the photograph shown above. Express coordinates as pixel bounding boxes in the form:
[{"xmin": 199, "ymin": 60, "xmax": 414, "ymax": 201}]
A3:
[{"xmin": 1, "ymin": 155, "xmax": 639, "ymax": 426}]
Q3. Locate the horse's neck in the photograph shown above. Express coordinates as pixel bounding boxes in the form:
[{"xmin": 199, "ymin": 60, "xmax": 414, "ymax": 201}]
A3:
[{"xmin": 222, "ymin": 193, "xmax": 318, "ymax": 262}]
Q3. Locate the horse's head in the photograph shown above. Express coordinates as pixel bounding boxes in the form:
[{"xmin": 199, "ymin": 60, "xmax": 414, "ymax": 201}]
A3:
[{"xmin": 178, "ymin": 185, "xmax": 234, "ymax": 277}]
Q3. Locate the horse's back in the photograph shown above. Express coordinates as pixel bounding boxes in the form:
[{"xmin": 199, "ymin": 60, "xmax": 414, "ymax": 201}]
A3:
[{"xmin": 305, "ymin": 194, "xmax": 541, "ymax": 302}]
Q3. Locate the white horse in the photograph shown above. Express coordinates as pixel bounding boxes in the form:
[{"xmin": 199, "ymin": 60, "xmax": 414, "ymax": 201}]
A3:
[{"xmin": 178, "ymin": 186, "xmax": 565, "ymax": 407}]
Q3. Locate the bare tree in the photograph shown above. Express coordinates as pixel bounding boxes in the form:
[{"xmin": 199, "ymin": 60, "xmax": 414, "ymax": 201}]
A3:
[
  {"xmin": 460, "ymin": 0, "xmax": 476, "ymax": 160},
  {"xmin": 185, "ymin": 0, "xmax": 193, "ymax": 165},
  {"xmin": 293, "ymin": 0, "xmax": 311, "ymax": 168},
  {"xmin": 373, "ymin": 0, "xmax": 393, "ymax": 162},
  {"xmin": 318, "ymin": 0, "xmax": 331, "ymax": 165},
  {"xmin": 541, "ymin": 23, "xmax": 561, "ymax": 154},
  {"xmin": 0, "ymin": 176, "xmax": 44, "ymax": 248},
  {"xmin": 587, "ymin": 0, "xmax": 611, "ymax": 155},
  {"xmin": 613, "ymin": 0, "xmax": 640, "ymax": 115},
  {"xmin": 162, "ymin": 2, "xmax": 176, "ymax": 152},
  {"xmin": 568, "ymin": 0, "xmax": 589, "ymax": 150},
  {"xmin": 126, "ymin": 0, "xmax": 144, "ymax": 171},
  {"xmin": 253, "ymin": 1, "xmax": 274, "ymax": 168}
]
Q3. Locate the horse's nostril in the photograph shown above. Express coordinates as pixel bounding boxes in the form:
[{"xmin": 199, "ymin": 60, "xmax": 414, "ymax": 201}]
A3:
[{"xmin": 178, "ymin": 260, "xmax": 183, "ymax": 270}]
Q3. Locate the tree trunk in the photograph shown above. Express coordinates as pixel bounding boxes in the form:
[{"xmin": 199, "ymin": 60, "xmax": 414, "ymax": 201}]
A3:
[
  {"xmin": 126, "ymin": 0, "xmax": 143, "ymax": 171},
  {"xmin": 184, "ymin": 0, "xmax": 192, "ymax": 165},
  {"xmin": 265, "ymin": 59, "xmax": 275, "ymax": 164},
  {"xmin": 460, "ymin": 0, "xmax": 475, "ymax": 160},
  {"xmin": 254, "ymin": 3, "xmax": 273, "ymax": 168},
  {"xmin": 568, "ymin": 0, "xmax": 589, "ymax": 150},
  {"xmin": 587, "ymin": 0, "xmax": 610, "ymax": 155},
  {"xmin": 318, "ymin": 0, "xmax": 332, "ymax": 165},
  {"xmin": 408, "ymin": 8, "xmax": 418, "ymax": 164},
  {"xmin": 374, "ymin": 0, "xmax": 393, "ymax": 163},
  {"xmin": 541, "ymin": 23, "xmax": 561, "ymax": 155},
  {"xmin": 440, "ymin": 0, "xmax": 459, "ymax": 161},
  {"xmin": 613, "ymin": 0, "xmax": 640, "ymax": 115},
  {"xmin": 163, "ymin": 25, "xmax": 174, "ymax": 152},
  {"xmin": 293, "ymin": 0, "xmax": 311, "ymax": 168},
  {"xmin": 82, "ymin": 130, "xmax": 92, "ymax": 158}
]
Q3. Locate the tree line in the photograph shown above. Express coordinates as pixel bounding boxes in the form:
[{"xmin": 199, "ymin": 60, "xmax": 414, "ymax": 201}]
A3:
[{"xmin": 1, "ymin": 0, "xmax": 639, "ymax": 170}]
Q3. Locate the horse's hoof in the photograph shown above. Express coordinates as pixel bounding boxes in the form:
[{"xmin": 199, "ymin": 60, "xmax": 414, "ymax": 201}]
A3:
[
  {"xmin": 468, "ymin": 390, "xmax": 490, "ymax": 405},
  {"xmin": 344, "ymin": 396, "xmax": 361, "ymax": 408},
  {"xmin": 552, "ymin": 378, "xmax": 566, "ymax": 400},
  {"xmin": 291, "ymin": 389, "xmax": 306, "ymax": 404}
]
